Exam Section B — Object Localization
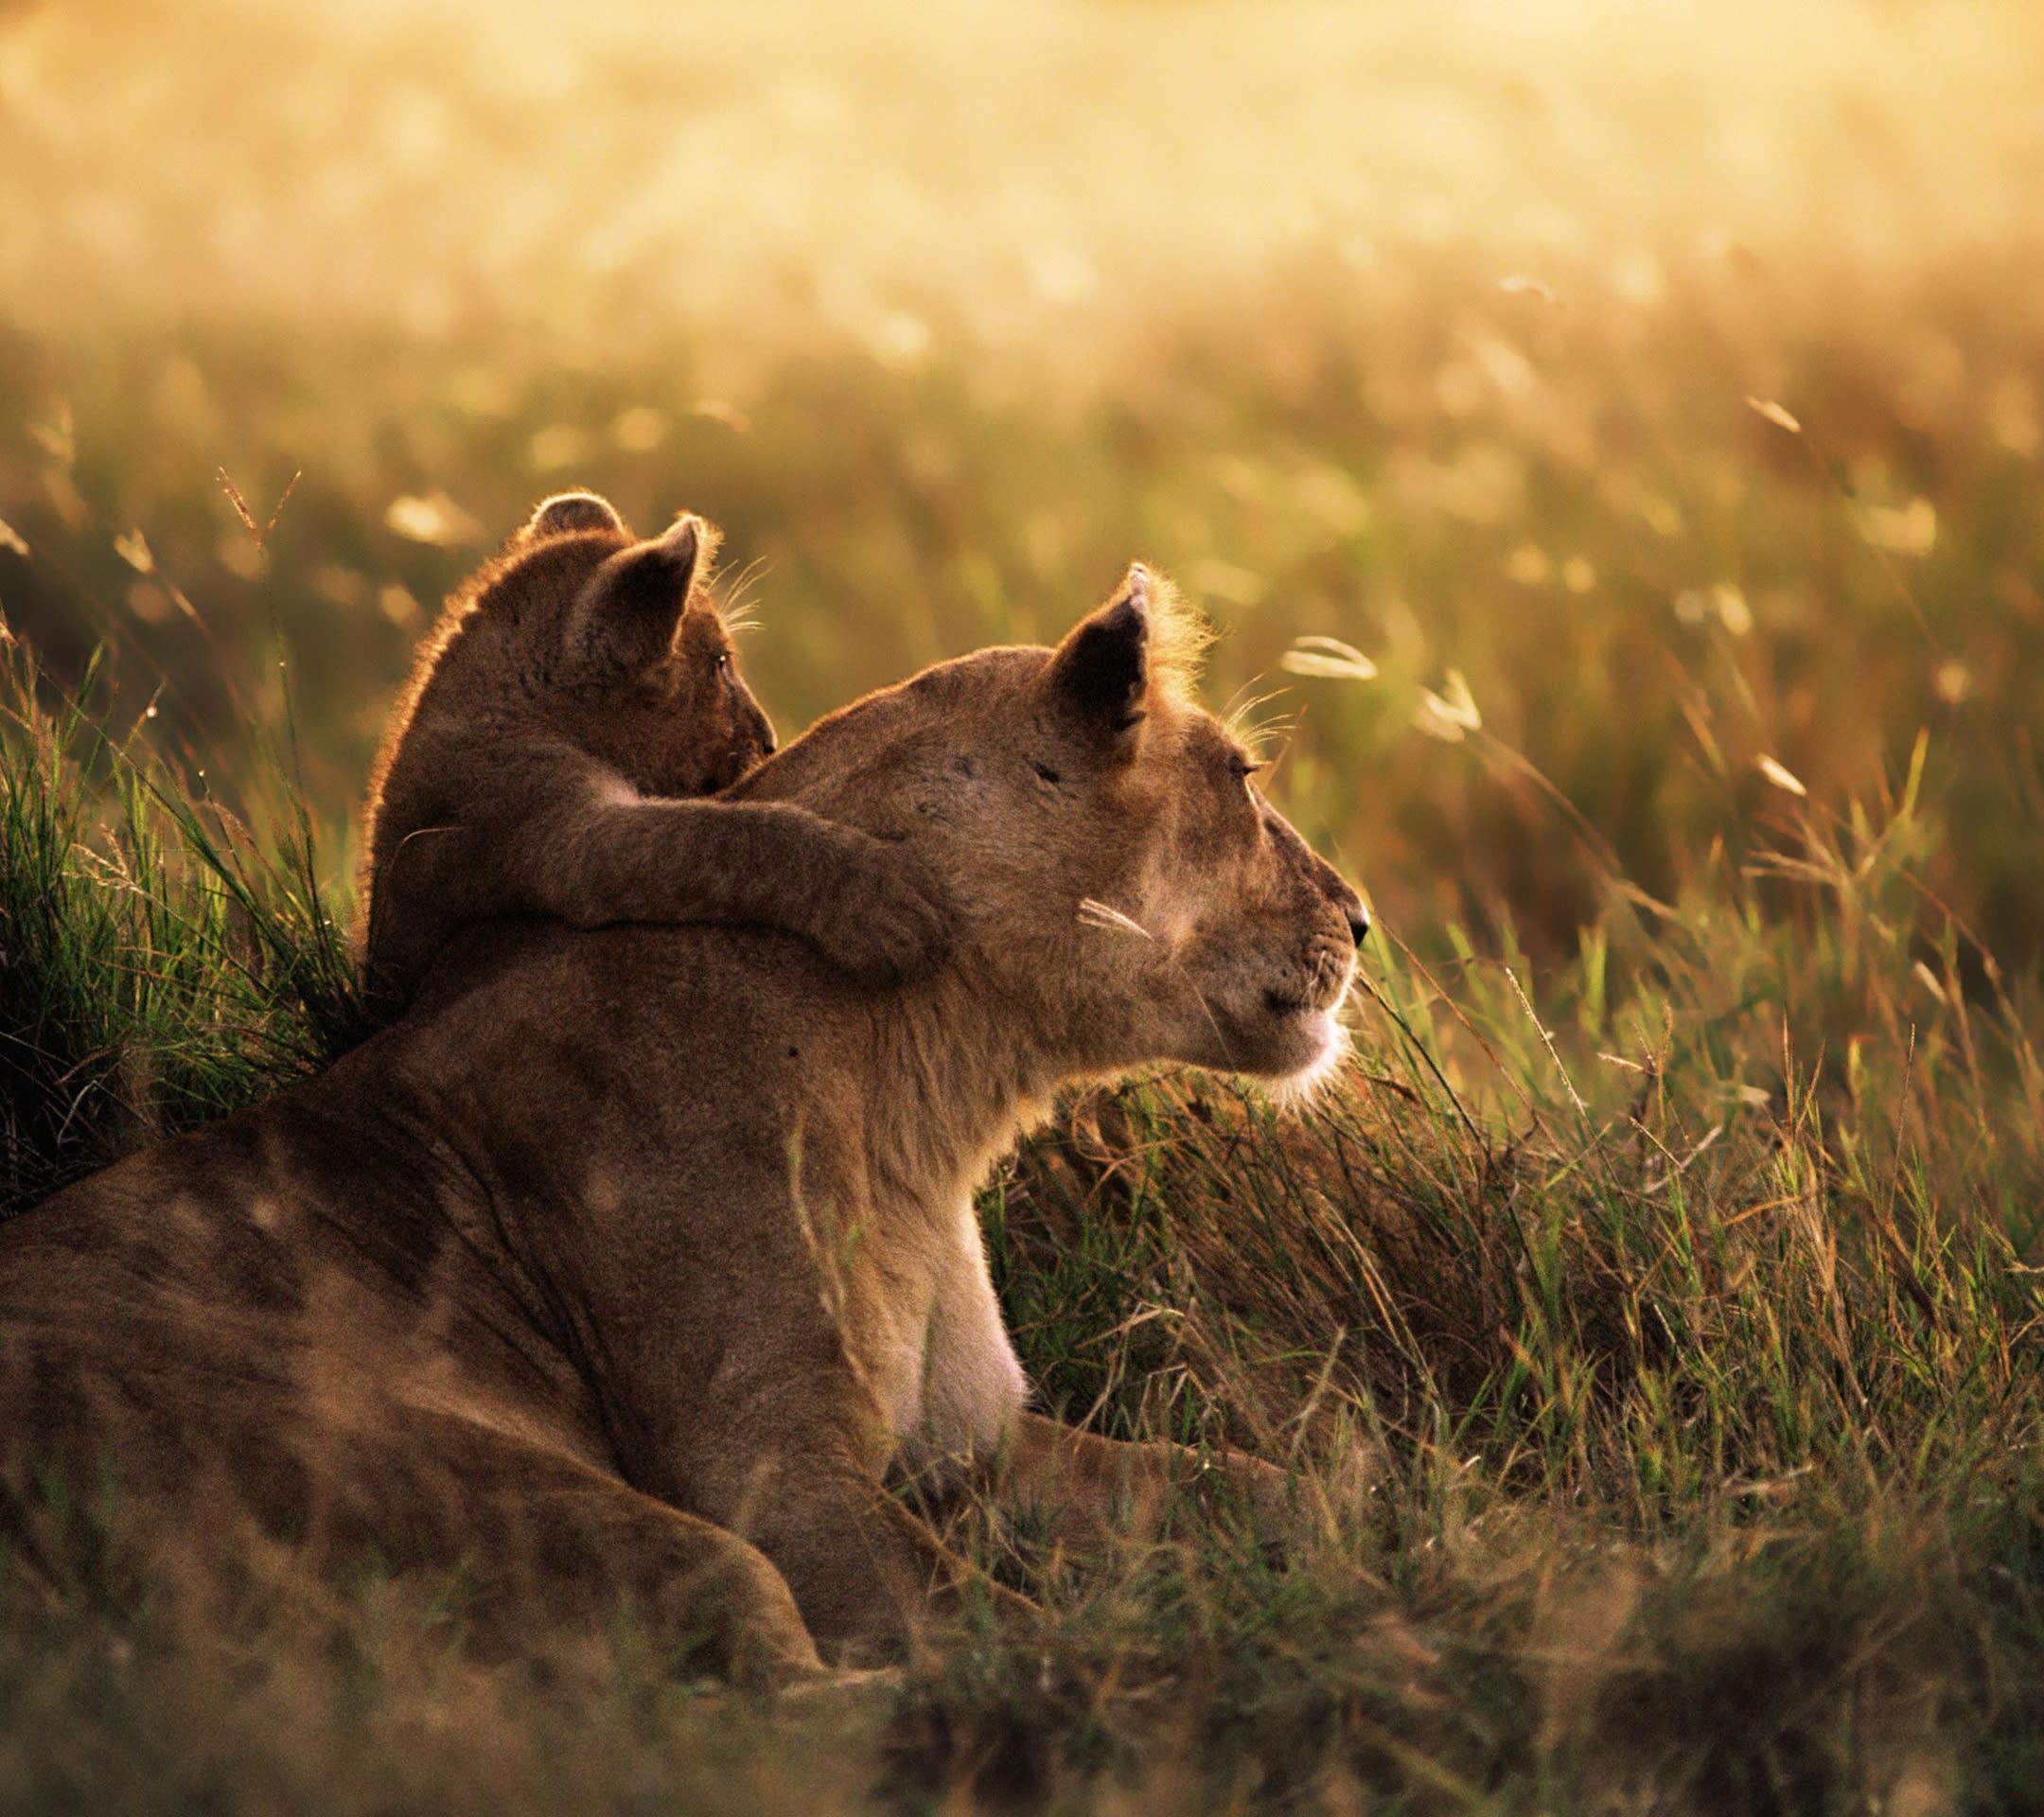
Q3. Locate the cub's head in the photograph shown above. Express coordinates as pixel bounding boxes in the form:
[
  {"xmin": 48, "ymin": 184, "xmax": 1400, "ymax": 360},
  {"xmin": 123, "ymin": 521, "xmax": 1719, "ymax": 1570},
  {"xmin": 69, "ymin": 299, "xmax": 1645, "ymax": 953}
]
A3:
[
  {"xmin": 503, "ymin": 490, "xmax": 775, "ymax": 797},
  {"xmin": 749, "ymin": 567, "xmax": 1367, "ymax": 1092},
  {"xmin": 364, "ymin": 489, "xmax": 777, "ymax": 954}
]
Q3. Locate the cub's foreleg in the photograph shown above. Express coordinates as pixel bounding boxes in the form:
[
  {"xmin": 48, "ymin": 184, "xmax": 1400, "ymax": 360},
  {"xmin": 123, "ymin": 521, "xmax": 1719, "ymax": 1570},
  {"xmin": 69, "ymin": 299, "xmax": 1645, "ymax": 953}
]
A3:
[{"xmin": 507, "ymin": 794, "xmax": 948, "ymax": 984}]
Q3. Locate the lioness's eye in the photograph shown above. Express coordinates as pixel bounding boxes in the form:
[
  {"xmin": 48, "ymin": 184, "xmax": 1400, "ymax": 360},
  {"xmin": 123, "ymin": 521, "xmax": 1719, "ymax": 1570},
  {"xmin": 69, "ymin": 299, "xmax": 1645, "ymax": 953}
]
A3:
[
  {"xmin": 1228, "ymin": 755, "xmax": 1264, "ymax": 786},
  {"xmin": 714, "ymin": 651, "xmax": 731, "ymax": 674}
]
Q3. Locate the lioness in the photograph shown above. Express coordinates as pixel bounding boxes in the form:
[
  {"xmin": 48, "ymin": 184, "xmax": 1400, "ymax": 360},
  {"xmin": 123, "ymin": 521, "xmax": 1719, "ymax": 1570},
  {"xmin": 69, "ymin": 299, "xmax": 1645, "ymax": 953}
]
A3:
[
  {"xmin": 361, "ymin": 490, "xmax": 946, "ymax": 1007},
  {"xmin": 0, "ymin": 567, "xmax": 1366, "ymax": 1678}
]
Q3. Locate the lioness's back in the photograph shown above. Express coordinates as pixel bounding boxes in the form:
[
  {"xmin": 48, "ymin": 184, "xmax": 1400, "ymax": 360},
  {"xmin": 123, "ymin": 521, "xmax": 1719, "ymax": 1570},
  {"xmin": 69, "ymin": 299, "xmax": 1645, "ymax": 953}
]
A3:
[{"xmin": 0, "ymin": 1038, "xmax": 596, "ymax": 1526}]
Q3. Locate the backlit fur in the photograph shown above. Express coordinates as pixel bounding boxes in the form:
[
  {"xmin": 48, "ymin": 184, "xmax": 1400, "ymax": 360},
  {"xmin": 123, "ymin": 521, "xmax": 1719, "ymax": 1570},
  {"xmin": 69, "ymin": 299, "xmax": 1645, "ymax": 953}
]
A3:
[
  {"xmin": 360, "ymin": 490, "xmax": 946, "ymax": 1008},
  {"xmin": 0, "ymin": 566, "xmax": 1367, "ymax": 1678}
]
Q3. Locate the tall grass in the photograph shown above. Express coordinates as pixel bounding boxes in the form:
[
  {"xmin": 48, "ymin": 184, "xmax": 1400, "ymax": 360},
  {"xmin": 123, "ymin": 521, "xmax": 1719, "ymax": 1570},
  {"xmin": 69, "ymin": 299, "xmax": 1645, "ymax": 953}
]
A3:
[
  {"xmin": 4, "ymin": 599, "xmax": 2040, "ymax": 1808},
  {"xmin": 954, "ymin": 750, "xmax": 2044, "ymax": 1807},
  {"xmin": 0, "ymin": 649, "xmax": 365, "ymax": 1216}
]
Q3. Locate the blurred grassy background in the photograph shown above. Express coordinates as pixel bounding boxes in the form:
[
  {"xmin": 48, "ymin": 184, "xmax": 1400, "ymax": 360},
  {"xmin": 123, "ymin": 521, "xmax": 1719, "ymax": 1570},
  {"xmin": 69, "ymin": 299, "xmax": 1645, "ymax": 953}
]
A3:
[{"xmin": 7, "ymin": 0, "xmax": 2044, "ymax": 983}]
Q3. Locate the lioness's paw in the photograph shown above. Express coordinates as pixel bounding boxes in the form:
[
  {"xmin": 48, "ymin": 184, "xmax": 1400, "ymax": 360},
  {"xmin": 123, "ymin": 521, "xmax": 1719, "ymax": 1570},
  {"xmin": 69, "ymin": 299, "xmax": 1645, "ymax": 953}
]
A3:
[
  {"xmin": 804, "ymin": 841, "xmax": 951, "ymax": 982},
  {"xmin": 1229, "ymin": 1439, "xmax": 1381, "ymax": 1559}
]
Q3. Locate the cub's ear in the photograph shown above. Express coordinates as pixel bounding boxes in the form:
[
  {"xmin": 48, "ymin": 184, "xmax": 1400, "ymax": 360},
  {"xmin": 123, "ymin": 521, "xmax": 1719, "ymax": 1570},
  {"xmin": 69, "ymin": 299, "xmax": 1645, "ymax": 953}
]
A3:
[
  {"xmin": 522, "ymin": 490, "xmax": 628, "ymax": 542},
  {"xmin": 562, "ymin": 514, "xmax": 705, "ymax": 681},
  {"xmin": 1046, "ymin": 564, "xmax": 1152, "ymax": 752}
]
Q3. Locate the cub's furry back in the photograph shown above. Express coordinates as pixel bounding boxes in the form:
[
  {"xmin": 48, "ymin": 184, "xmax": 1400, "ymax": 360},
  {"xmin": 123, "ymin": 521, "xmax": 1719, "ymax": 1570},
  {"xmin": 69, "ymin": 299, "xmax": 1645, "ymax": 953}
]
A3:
[{"xmin": 360, "ymin": 491, "xmax": 946, "ymax": 1009}]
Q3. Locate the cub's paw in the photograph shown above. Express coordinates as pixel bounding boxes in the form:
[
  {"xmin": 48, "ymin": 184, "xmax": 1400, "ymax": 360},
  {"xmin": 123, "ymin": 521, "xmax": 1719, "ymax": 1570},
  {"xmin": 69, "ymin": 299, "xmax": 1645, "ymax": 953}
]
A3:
[{"xmin": 803, "ymin": 838, "xmax": 951, "ymax": 983}]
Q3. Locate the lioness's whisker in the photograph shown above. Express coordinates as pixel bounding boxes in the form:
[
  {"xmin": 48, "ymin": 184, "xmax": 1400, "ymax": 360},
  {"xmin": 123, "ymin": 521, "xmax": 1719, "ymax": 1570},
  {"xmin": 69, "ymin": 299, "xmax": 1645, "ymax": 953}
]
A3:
[{"xmin": 1077, "ymin": 898, "xmax": 1154, "ymax": 941}]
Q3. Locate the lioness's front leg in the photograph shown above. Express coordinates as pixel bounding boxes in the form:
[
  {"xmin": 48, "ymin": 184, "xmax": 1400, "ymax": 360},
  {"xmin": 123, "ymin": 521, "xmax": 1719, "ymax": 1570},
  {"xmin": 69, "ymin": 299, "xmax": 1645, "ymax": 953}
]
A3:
[
  {"xmin": 680, "ymin": 1389, "xmax": 1036, "ymax": 1666},
  {"xmin": 989, "ymin": 1410, "xmax": 1295, "ymax": 1550}
]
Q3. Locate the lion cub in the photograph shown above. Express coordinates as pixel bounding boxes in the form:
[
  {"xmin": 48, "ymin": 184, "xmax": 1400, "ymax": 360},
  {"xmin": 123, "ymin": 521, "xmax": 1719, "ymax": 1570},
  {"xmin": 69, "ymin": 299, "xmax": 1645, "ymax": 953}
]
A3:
[{"xmin": 360, "ymin": 490, "xmax": 945, "ymax": 1008}]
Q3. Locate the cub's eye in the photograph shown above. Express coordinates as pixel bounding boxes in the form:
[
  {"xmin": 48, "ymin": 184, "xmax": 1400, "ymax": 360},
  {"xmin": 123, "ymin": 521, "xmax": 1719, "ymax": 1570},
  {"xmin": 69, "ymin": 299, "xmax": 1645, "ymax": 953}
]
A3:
[
  {"xmin": 1228, "ymin": 754, "xmax": 1265, "ymax": 786},
  {"xmin": 714, "ymin": 651, "xmax": 732, "ymax": 674},
  {"xmin": 1031, "ymin": 761, "xmax": 1063, "ymax": 785}
]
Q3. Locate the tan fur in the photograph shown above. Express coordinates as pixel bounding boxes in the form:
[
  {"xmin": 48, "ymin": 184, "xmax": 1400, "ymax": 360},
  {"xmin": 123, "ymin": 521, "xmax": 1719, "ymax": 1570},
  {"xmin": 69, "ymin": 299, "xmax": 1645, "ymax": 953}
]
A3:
[
  {"xmin": 0, "ymin": 566, "xmax": 1368, "ymax": 1677},
  {"xmin": 360, "ymin": 489, "xmax": 946, "ymax": 1008}
]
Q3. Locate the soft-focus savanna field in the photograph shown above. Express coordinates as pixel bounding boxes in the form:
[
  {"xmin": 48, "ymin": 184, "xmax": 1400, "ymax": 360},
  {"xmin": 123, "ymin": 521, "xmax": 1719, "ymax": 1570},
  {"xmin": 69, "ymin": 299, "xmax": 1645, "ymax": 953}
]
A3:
[{"xmin": 5, "ymin": 0, "xmax": 2044, "ymax": 1809}]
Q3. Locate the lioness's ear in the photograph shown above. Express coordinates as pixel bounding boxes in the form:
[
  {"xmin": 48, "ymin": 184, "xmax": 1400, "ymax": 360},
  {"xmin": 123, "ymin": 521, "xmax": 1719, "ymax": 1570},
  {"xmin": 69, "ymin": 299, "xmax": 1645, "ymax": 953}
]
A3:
[
  {"xmin": 522, "ymin": 490, "xmax": 628, "ymax": 542},
  {"xmin": 1047, "ymin": 564, "xmax": 1152, "ymax": 750},
  {"xmin": 562, "ymin": 514, "xmax": 705, "ymax": 680}
]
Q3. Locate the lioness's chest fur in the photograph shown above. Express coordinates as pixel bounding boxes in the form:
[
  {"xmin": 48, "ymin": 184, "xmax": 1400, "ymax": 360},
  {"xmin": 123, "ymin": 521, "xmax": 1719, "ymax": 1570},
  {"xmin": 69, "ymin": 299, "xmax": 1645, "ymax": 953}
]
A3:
[
  {"xmin": 414, "ymin": 935, "xmax": 1035, "ymax": 1492},
  {"xmin": 849, "ymin": 1191, "xmax": 1028, "ymax": 1477}
]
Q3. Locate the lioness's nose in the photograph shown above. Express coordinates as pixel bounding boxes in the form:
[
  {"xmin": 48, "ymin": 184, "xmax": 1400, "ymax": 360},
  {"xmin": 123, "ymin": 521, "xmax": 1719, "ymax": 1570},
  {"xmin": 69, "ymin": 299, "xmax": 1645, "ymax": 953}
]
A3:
[{"xmin": 1329, "ymin": 879, "xmax": 1369, "ymax": 947}]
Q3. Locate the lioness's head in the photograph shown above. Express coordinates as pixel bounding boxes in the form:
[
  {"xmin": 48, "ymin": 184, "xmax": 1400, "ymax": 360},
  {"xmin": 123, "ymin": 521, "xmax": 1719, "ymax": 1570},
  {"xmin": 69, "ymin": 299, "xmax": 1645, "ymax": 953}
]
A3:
[{"xmin": 742, "ymin": 568, "xmax": 1367, "ymax": 1091}]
